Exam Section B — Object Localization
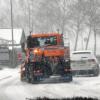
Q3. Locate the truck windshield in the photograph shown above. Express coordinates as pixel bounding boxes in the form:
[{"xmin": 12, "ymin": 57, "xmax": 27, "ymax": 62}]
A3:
[
  {"xmin": 38, "ymin": 36, "xmax": 57, "ymax": 46},
  {"xmin": 27, "ymin": 36, "xmax": 57, "ymax": 48}
]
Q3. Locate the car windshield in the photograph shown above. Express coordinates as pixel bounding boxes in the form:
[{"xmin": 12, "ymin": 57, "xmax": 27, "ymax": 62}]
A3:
[
  {"xmin": 72, "ymin": 52, "xmax": 92, "ymax": 57},
  {"xmin": 27, "ymin": 36, "xmax": 57, "ymax": 48}
]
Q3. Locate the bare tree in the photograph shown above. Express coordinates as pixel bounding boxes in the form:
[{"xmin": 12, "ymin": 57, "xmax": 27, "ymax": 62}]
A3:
[
  {"xmin": 68, "ymin": 0, "xmax": 86, "ymax": 51},
  {"xmin": 84, "ymin": 0, "xmax": 100, "ymax": 55}
]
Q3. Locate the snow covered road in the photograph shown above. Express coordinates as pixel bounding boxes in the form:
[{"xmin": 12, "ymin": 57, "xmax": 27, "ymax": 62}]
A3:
[{"xmin": 0, "ymin": 68, "xmax": 100, "ymax": 100}]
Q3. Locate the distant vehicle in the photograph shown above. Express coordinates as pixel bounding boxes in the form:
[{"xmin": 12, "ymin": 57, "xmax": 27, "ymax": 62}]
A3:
[
  {"xmin": 0, "ymin": 46, "xmax": 9, "ymax": 64},
  {"xmin": 20, "ymin": 33, "xmax": 72, "ymax": 83},
  {"xmin": 71, "ymin": 50, "xmax": 99, "ymax": 76}
]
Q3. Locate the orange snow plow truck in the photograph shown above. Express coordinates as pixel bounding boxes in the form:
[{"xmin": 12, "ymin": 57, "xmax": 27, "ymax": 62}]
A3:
[{"xmin": 20, "ymin": 33, "xmax": 72, "ymax": 83}]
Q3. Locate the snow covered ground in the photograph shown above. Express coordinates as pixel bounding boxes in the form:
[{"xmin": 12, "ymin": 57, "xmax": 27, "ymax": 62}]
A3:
[{"xmin": 0, "ymin": 67, "xmax": 100, "ymax": 100}]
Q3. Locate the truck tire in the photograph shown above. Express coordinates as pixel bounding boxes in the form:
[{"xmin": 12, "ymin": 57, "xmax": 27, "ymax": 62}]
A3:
[
  {"xmin": 25, "ymin": 73, "xmax": 31, "ymax": 83},
  {"xmin": 20, "ymin": 73, "xmax": 24, "ymax": 81}
]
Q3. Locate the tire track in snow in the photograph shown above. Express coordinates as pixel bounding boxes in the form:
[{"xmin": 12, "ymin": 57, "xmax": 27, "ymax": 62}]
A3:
[{"xmin": 0, "ymin": 76, "xmax": 12, "ymax": 81}]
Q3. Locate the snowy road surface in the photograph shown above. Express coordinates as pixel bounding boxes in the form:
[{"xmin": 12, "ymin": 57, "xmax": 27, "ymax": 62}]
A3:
[{"xmin": 0, "ymin": 67, "xmax": 100, "ymax": 100}]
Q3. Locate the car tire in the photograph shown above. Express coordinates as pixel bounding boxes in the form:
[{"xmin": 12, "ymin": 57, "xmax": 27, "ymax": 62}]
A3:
[{"xmin": 93, "ymin": 66, "xmax": 99, "ymax": 76}]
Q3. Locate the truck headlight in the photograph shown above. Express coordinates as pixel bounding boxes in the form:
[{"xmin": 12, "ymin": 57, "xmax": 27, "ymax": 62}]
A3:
[
  {"xmin": 34, "ymin": 49, "xmax": 38, "ymax": 54},
  {"xmin": 33, "ymin": 49, "xmax": 42, "ymax": 55}
]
